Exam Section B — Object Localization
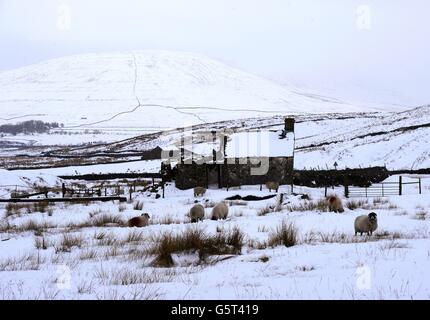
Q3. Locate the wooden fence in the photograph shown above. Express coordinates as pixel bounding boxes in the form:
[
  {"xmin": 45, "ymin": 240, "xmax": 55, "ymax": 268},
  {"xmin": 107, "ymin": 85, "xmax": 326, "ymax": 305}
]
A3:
[
  {"xmin": 0, "ymin": 176, "xmax": 164, "ymax": 203},
  {"xmin": 345, "ymin": 176, "xmax": 422, "ymax": 198}
]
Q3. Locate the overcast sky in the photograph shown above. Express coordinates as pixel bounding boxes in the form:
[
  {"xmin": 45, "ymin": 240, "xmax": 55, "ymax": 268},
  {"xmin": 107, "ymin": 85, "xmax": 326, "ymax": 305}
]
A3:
[{"xmin": 1, "ymin": 0, "xmax": 429, "ymax": 106}]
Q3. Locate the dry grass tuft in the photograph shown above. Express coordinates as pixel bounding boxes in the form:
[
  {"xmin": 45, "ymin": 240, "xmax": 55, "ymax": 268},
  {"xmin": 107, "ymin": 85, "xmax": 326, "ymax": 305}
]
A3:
[
  {"xmin": 149, "ymin": 227, "xmax": 245, "ymax": 267},
  {"xmin": 54, "ymin": 233, "xmax": 85, "ymax": 253},
  {"xmin": 257, "ymin": 205, "xmax": 273, "ymax": 216},
  {"xmin": 286, "ymin": 199, "xmax": 328, "ymax": 212},
  {"xmin": 268, "ymin": 220, "xmax": 298, "ymax": 248}
]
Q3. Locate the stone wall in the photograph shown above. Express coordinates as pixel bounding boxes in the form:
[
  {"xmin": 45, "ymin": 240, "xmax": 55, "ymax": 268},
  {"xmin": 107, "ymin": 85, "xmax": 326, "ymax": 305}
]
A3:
[{"xmin": 175, "ymin": 157, "xmax": 294, "ymax": 190}]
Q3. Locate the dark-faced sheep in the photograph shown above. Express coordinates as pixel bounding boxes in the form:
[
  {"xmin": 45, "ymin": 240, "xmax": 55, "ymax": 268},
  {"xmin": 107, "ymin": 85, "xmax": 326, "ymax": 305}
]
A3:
[
  {"xmin": 354, "ymin": 212, "xmax": 378, "ymax": 236},
  {"xmin": 211, "ymin": 202, "xmax": 229, "ymax": 220},
  {"xmin": 266, "ymin": 181, "xmax": 279, "ymax": 192},
  {"xmin": 189, "ymin": 204, "xmax": 205, "ymax": 223},
  {"xmin": 127, "ymin": 213, "xmax": 150, "ymax": 228},
  {"xmin": 327, "ymin": 195, "xmax": 344, "ymax": 213},
  {"xmin": 193, "ymin": 187, "xmax": 207, "ymax": 197}
]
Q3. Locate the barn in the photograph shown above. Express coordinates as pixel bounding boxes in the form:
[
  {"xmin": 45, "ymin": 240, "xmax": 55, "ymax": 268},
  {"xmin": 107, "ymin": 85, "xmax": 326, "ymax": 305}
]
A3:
[{"xmin": 173, "ymin": 118, "xmax": 295, "ymax": 190}]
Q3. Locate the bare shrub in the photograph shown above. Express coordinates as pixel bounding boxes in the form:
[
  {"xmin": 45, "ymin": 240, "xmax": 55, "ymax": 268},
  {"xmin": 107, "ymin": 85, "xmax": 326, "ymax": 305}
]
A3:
[
  {"xmin": 346, "ymin": 199, "xmax": 368, "ymax": 210},
  {"xmin": 286, "ymin": 199, "xmax": 328, "ymax": 212},
  {"xmin": 0, "ymin": 220, "xmax": 12, "ymax": 233},
  {"xmin": 90, "ymin": 213, "xmax": 126, "ymax": 227},
  {"xmin": 133, "ymin": 201, "xmax": 144, "ymax": 211},
  {"xmin": 268, "ymin": 221, "xmax": 298, "ymax": 248},
  {"xmin": 152, "ymin": 215, "xmax": 182, "ymax": 225},
  {"xmin": 258, "ymin": 225, "xmax": 269, "ymax": 233},
  {"xmin": 79, "ymin": 249, "xmax": 99, "ymax": 261},
  {"xmin": 89, "ymin": 209, "xmax": 102, "ymax": 218},
  {"xmin": 5, "ymin": 203, "xmax": 28, "ymax": 217},
  {"xmin": 93, "ymin": 231, "xmax": 106, "ymax": 240},
  {"xmin": 150, "ymin": 227, "xmax": 245, "ymax": 267},
  {"xmin": 257, "ymin": 205, "xmax": 272, "ymax": 216},
  {"xmin": 77, "ymin": 281, "xmax": 94, "ymax": 294},
  {"xmin": 379, "ymin": 241, "xmax": 410, "ymax": 250},
  {"xmin": 124, "ymin": 230, "xmax": 145, "ymax": 243},
  {"xmin": 248, "ymin": 240, "xmax": 268, "ymax": 250},
  {"xmin": 97, "ymin": 232, "xmax": 119, "ymax": 246},
  {"xmin": 413, "ymin": 209, "xmax": 428, "ymax": 220},
  {"xmin": 34, "ymin": 236, "xmax": 53, "ymax": 250},
  {"xmin": 373, "ymin": 197, "xmax": 389, "ymax": 205},
  {"xmin": 302, "ymin": 229, "xmax": 420, "ymax": 245},
  {"xmin": 32, "ymin": 201, "xmax": 50, "ymax": 213},
  {"xmin": 55, "ymin": 233, "xmax": 85, "ymax": 253},
  {"xmin": 0, "ymin": 253, "xmax": 46, "ymax": 271},
  {"xmin": 17, "ymin": 220, "xmax": 52, "ymax": 233}
]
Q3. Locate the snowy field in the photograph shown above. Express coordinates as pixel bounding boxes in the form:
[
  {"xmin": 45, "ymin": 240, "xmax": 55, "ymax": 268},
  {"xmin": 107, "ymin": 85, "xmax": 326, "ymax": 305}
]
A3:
[{"xmin": 0, "ymin": 174, "xmax": 429, "ymax": 300}]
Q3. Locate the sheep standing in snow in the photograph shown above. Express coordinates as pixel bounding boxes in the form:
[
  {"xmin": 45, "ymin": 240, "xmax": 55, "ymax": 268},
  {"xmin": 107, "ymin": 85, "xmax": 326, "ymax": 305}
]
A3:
[
  {"xmin": 266, "ymin": 181, "xmax": 279, "ymax": 192},
  {"xmin": 194, "ymin": 187, "xmax": 207, "ymax": 197},
  {"xmin": 127, "ymin": 213, "xmax": 150, "ymax": 227},
  {"xmin": 211, "ymin": 202, "xmax": 229, "ymax": 220},
  {"xmin": 189, "ymin": 204, "xmax": 205, "ymax": 223},
  {"xmin": 327, "ymin": 195, "xmax": 344, "ymax": 213},
  {"xmin": 354, "ymin": 212, "xmax": 378, "ymax": 236}
]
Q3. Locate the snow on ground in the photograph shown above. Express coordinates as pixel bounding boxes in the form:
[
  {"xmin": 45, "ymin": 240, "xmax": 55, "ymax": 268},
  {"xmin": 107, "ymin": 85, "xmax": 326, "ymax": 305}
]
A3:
[
  {"xmin": 0, "ymin": 178, "xmax": 429, "ymax": 300},
  {"xmin": 0, "ymin": 130, "xmax": 145, "ymax": 147},
  {"xmin": 12, "ymin": 160, "xmax": 162, "ymax": 177}
]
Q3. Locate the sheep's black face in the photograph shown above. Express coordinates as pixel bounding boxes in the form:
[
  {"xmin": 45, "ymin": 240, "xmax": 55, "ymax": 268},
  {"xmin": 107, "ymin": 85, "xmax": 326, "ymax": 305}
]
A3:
[
  {"xmin": 142, "ymin": 213, "xmax": 150, "ymax": 219},
  {"xmin": 368, "ymin": 212, "xmax": 377, "ymax": 221}
]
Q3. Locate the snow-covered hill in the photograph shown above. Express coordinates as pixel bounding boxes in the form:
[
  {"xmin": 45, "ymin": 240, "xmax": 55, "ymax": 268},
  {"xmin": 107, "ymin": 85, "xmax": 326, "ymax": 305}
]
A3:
[
  {"xmin": 38, "ymin": 106, "xmax": 429, "ymax": 171},
  {"xmin": 0, "ymin": 50, "xmax": 405, "ymax": 130}
]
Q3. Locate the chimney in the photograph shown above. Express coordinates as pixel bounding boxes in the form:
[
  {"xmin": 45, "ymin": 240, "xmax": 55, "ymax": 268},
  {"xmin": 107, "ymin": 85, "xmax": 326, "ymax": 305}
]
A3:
[
  {"xmin": 180, "ymin": 135, "xmax": 185, "ymax": 163},
  {"xmin": 284, "ymin": 118, "xmax": 295, "ymax": 133},
  {"xmin": 211, "ymin": 130, "xmax": 217, "ymax": 162}
]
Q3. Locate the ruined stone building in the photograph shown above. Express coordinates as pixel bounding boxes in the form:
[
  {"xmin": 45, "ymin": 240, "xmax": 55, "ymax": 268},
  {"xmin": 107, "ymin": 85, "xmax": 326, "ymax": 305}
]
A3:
[{"xmin": 172, "ymin": 118, "xmax": 295, "ymax": 190}]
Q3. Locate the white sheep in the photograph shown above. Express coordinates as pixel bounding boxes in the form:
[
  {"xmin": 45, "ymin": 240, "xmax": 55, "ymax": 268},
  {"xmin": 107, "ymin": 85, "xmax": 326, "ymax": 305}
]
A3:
[
  {"xmin": 127, "ymin": 213, "xmax": 150, "ymax": 227},
  {"xmin": 327, "ymin": 195, "xmax": 344, "ymax": 213},
  {"xmin": 189, "ymin": 204, "xmax": 205, "ymax": 223},
  {"xmin": 211, "ymin": 202, "xmax": 229, "ymax": 220},
  {"xmin": 354, "ymin": 212, "xmax": 378, "ymax": 236},
  {"xmin": 193, "ymin": 187, "xmax": 207, "ymax": 197},
  {"xmin": 265, "ymin": 181, "xmax": 279, "ymax": 192}
]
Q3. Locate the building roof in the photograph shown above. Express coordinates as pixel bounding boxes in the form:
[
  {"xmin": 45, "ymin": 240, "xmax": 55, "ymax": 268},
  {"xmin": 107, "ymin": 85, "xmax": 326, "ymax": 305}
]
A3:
[
  {"xmin": 225, "ymin": 131, "xmax": 294, "ymax": 158},
  {"xmin": 180, "ymin": 130, "xmax": 294, "ymax": 161}
]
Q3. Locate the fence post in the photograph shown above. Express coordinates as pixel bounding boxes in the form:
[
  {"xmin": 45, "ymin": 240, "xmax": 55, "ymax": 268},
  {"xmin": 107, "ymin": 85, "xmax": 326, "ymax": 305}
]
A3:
[
  {"xmin": 399, "ymin": 176, "xmax": 402, "ymax": 196},
  {"xmin": 365, "ymin": 187, "xmax": 367, "ymax": 198},
  {"xmin": 344, "ymin": 185, "xmax": 349, "ymax": 198},
  {"xmin": 162, "ymin": 182, "xmax": 165, "ymax": 199},
  {"xmin": 419, "ymin": 178, "xmax": 422, "ymax": 194},
  {"xmin": 62, "ymin": 183, "xmax": 66, "ymax": 198},
  {"xmin": 382, "ymin": 183, "xmax": 384, "ymax": 197},
  {"xmin": 325, "ymin": 186, "xmax": 327, "ymax": 197}
]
